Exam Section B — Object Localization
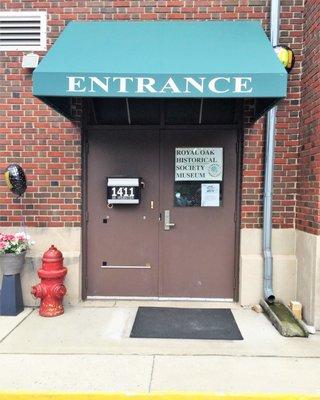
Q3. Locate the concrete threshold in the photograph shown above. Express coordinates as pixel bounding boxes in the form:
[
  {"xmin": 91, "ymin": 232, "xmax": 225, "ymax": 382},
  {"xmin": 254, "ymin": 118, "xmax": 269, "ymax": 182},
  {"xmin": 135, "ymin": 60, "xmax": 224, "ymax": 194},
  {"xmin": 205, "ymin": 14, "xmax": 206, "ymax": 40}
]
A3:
[{"xmin": 81, "ymin": 299, "xmax": 241, "ymax": 309}]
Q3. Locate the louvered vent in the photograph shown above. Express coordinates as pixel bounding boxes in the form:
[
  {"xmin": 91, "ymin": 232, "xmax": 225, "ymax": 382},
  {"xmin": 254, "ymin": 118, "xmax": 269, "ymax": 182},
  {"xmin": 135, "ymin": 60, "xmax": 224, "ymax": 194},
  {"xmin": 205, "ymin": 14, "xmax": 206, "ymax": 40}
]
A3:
[{"xmin": 0, "ymin": 12, "xmax": 46, "ymax": 51}]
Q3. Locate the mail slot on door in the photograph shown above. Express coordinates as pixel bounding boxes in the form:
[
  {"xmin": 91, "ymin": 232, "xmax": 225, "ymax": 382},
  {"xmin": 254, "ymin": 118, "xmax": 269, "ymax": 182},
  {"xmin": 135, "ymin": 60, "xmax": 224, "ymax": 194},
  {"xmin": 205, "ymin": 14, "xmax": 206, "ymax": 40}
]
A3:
[{"xmin": 106, "ymin": 178, "xmax": 141, "ymax": 205}]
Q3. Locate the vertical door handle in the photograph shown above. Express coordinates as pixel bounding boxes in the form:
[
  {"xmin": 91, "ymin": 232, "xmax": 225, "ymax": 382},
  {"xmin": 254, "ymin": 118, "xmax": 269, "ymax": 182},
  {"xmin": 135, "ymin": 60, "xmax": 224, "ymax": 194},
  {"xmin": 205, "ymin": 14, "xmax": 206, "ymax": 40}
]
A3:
[{"xmin": 164, "ymin": 210, "xmax": 175, "ymax": 231}]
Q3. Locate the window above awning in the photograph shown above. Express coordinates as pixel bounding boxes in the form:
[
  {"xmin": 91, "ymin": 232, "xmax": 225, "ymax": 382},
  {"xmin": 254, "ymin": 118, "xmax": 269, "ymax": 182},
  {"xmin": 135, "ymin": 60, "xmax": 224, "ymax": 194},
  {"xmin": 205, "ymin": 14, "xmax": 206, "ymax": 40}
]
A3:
[{"xmin": 32, "ymin": 21, "xmax": 287, "ymax": 120}]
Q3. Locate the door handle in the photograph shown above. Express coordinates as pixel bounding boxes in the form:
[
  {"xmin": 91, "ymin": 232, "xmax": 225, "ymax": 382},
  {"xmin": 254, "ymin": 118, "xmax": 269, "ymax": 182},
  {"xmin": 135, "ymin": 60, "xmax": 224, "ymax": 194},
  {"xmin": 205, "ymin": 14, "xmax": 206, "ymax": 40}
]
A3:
[{"xmin": 164, "ymin": 210, "xmax": 175, "ymax": 231}]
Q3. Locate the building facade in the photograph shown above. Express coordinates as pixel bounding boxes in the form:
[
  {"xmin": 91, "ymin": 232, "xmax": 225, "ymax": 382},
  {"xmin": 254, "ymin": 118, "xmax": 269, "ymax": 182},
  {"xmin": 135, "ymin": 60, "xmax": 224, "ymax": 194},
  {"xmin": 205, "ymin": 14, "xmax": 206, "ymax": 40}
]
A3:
[{"xmin": 0, "ymin": 1, "xmax": 319, "ymax": 328}]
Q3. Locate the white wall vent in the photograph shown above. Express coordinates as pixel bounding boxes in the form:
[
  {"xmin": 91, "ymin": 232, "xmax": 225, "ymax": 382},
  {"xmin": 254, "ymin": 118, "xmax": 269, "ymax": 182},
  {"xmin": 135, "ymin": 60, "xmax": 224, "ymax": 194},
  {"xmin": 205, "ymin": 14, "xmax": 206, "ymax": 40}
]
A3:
[{"xmin": 0, "ymin": 11, "xmax": 47, "ymax": 51}]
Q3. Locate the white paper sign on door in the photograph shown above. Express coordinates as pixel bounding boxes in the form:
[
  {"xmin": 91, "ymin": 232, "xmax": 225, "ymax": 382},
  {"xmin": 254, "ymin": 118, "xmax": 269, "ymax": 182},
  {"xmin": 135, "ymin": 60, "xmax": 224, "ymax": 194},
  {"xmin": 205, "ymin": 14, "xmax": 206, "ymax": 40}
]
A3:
[{"xmin": 201, "ymin": 183, "xmax": 220, "ymax": 207}]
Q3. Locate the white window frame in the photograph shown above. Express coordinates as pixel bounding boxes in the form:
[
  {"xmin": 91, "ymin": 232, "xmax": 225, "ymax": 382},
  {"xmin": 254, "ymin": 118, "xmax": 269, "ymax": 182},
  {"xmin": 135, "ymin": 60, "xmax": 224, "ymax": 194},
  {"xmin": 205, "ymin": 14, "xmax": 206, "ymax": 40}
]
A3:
[{"xmin": 0, "ymin": 11, "xmax": 47, "ymax": 51}]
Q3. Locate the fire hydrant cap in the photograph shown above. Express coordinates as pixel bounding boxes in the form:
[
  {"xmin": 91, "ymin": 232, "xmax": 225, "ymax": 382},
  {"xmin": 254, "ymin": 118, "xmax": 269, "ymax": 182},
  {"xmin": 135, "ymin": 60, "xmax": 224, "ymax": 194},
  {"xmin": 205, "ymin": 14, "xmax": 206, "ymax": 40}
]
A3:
[{"xmin": 43, "ymin": 245, "xmax": 63, "ymax": 263}]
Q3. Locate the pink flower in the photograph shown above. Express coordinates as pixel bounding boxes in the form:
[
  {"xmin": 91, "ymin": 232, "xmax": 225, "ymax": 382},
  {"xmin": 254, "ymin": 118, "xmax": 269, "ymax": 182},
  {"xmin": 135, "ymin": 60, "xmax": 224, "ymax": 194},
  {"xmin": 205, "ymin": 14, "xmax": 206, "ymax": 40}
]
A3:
[
  {"xmin": 15, "ymin": 233, "xmax": 26, "ymax": 241},
  {"xmin": 3, "ymin": 234, "xmax": 14, "ymax": 242}
]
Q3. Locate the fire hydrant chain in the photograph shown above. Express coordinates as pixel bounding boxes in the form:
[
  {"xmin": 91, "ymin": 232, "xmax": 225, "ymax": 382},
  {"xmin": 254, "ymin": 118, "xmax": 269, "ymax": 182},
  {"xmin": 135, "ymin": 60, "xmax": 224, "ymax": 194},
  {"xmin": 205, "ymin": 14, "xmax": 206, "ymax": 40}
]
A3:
[{"xmin": 31, "ymin": 245, "xmax": 68, "ymax": 317}]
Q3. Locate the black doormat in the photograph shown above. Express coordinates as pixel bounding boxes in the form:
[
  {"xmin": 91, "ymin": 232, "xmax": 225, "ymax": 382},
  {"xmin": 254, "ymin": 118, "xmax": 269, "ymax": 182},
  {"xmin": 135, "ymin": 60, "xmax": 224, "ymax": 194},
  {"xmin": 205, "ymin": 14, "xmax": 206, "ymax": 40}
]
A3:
[{"xmin": 130, "ymin": 307, "xmax": 243, "ymax": 340}]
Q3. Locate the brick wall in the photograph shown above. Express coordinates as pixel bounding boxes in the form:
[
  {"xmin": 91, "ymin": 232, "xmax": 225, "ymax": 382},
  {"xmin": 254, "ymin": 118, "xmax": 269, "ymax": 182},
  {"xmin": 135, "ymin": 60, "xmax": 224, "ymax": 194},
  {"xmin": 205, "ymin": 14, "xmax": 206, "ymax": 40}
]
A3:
[
  {"xmin": 242, "ymin": 0, "xmax": 303, "ymax": 229},
  {"xmin": 296, "ymin": 0, "xmax": 320, "ymax": 235},
  {"xmin": 0, "ymin": 0, "xmax": 304, "ymax": 229}
]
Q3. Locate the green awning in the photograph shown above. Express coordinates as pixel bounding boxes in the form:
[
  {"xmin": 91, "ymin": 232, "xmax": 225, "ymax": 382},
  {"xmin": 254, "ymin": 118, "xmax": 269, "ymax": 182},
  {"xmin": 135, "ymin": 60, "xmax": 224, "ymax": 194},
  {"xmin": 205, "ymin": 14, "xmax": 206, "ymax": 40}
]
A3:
[{"xmin": 32, "ymin": 21, "xmax": 287, "ymax": 120}]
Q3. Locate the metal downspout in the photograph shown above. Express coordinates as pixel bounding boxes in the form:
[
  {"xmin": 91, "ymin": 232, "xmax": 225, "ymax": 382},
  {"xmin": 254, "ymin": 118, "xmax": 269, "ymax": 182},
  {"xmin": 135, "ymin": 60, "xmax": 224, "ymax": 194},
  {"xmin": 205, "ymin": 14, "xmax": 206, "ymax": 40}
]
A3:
[{"xmin": 263, "ymin": 0, "xmax": 280, "ymax": 304}]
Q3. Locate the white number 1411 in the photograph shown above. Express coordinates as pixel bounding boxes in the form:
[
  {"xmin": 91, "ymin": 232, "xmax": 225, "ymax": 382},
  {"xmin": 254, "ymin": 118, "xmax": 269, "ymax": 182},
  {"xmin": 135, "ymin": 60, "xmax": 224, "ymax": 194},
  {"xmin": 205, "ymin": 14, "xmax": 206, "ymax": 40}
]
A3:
[{"xmin": 112, "ymin": 187, "xmax": 134, "ymax": 198}]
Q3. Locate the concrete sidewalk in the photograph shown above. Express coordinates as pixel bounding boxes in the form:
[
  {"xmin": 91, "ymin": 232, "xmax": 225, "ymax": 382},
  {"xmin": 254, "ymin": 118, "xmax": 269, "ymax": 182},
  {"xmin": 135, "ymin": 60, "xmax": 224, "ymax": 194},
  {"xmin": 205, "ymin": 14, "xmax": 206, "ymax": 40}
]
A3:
[{"xmin": 0, "ymin": 301, "xmax": 320, "ymax": 394}]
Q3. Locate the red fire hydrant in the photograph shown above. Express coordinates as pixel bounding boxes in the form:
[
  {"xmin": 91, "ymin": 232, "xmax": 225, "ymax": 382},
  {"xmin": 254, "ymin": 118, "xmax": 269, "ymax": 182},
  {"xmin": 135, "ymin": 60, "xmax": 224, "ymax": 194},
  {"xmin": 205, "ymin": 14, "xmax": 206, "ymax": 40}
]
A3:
[{"xmin": 31, "ymin": 245, "xmax": 67, "ymax": 317}]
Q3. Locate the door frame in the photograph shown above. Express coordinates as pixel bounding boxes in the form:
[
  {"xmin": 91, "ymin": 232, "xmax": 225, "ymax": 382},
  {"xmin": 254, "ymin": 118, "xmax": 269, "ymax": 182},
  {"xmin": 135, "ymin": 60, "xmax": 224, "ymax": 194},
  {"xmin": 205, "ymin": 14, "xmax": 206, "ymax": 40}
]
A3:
[{"xmin": 81, "ymin": 104, "xmax": 243, "ymax": 302}]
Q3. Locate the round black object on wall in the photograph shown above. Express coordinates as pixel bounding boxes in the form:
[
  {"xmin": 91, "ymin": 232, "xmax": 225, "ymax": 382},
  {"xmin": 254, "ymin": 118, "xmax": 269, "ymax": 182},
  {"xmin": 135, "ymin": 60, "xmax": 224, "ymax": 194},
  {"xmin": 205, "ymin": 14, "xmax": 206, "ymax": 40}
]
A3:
[{"xmin": 4, "ymin": 164, "xmax": 27, "ymax": 197}]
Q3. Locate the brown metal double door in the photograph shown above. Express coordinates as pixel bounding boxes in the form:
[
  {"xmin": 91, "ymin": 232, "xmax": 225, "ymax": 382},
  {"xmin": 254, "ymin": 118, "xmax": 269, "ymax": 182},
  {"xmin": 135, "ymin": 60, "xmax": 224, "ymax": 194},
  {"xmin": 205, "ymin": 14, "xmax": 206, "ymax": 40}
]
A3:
[{"xmin": 86, "ymin": 128, "xmax": 237, "ymax": 299}]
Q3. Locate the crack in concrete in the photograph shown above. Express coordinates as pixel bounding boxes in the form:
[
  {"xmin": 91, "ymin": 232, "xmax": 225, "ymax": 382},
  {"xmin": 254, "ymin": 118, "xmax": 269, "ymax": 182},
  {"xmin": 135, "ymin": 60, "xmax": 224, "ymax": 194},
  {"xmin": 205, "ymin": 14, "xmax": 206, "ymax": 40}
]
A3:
[
  {"xmin": 148, "ymin": 355, "xmax": 156, "ymax": 392},
  {"xmin": 0, "ymin": 308, "xmax": 35, "ymax": 345}
]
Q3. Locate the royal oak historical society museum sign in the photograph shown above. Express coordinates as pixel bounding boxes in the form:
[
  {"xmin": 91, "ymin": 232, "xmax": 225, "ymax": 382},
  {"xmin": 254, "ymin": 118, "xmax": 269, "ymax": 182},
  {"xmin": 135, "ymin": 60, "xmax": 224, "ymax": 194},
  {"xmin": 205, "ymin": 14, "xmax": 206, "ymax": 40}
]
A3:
[{"xmin": 175, "ymin": 148, "xmax": 223, "ymax": 181}]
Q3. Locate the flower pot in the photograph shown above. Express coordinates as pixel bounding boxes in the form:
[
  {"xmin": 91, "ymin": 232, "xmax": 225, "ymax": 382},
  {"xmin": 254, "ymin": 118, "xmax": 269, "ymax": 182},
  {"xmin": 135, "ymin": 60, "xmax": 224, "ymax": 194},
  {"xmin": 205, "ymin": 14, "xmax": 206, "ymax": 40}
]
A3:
[{"xmin": 0, "ymin": 251, "xmax": 26, "ymax": 275}]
